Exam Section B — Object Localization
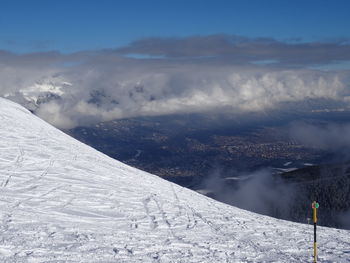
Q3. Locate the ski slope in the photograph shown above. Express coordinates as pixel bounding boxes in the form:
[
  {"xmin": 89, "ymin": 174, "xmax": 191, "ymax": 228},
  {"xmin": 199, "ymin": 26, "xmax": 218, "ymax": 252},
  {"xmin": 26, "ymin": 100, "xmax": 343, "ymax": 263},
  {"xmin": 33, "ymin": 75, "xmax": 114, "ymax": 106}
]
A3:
[{"xmin": 0, "ymin": 97, "xmax": 349, "ymax": 263}]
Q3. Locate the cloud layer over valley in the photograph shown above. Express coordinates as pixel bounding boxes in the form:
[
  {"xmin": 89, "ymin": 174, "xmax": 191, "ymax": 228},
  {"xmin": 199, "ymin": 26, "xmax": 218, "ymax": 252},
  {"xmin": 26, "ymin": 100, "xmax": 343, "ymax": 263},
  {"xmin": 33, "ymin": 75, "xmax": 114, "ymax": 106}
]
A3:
[{"xmin": 1, "ymin": 35, "xmax": 350, "ymax": 129}]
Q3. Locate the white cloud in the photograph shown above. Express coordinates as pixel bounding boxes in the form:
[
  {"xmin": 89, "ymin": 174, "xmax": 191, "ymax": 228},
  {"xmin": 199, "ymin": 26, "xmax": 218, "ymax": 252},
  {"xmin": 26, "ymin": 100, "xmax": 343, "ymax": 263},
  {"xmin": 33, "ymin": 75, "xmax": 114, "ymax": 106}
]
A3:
[
  {"xmin": 36, "ymin": 101, "xmax": 75, "ymax": 129},
  {"xmin": 0, "ymin": 40, "xmax": 349, "ymax": 129}
]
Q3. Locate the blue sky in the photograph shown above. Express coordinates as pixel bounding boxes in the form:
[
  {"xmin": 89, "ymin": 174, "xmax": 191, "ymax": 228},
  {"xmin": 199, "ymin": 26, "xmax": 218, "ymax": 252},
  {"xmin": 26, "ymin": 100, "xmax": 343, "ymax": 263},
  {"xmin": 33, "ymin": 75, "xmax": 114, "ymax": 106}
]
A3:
[{"xmin": 1, "ymin": 0, "xmax": 350, "ymax": 53}]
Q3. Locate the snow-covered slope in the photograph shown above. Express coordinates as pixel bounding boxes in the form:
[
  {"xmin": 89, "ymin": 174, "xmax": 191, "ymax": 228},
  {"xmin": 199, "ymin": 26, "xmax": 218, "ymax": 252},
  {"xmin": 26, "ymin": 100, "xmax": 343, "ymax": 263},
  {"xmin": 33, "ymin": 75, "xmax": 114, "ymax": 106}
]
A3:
[{"xmin": 0, "ymin": 98, "xmax": 349, "ymax": 263}]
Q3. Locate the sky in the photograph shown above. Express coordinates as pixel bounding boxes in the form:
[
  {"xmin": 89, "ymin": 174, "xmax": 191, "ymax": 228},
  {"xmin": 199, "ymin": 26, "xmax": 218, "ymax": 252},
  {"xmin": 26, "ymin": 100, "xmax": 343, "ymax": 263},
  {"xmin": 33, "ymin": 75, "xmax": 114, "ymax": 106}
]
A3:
[
  {"xmin": 1, "ymin": 0, "xmax": 350, "ymax": 130},
  {"xmin": 1, "ymin": 0, "xmax": 350, "ymax": 53}
]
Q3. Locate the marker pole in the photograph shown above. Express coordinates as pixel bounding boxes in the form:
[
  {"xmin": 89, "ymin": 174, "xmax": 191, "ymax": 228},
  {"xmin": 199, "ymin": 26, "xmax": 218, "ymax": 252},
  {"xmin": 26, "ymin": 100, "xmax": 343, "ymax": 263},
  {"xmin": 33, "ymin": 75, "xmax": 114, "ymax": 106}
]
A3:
[{"xmin": 312, "ymin": 201, "xmax": 319, "ymax": 263}]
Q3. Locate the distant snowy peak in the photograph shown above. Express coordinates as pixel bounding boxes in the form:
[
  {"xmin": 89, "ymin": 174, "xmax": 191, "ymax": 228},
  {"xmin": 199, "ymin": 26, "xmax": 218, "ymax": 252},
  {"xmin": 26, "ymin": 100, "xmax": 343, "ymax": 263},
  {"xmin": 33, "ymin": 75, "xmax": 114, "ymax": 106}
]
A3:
[
  {"xmin": 3, "ymin": 81, "xmax": 70, "ymax": 111},
  {"xmin": 20, "ymin": 81, "xmax": 69, "ymax": 97},
  {"xmin": 3, "ymin": 82, "xmax": 121, "ymax": 112}
]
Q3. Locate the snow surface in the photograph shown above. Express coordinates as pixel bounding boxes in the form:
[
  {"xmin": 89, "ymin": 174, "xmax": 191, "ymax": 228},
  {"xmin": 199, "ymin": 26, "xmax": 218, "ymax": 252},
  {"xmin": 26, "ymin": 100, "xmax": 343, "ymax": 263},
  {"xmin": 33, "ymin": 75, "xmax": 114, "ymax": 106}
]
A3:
[{"xmin": 0, "ymin": 97, "xmax": 349, "ymax": 263}]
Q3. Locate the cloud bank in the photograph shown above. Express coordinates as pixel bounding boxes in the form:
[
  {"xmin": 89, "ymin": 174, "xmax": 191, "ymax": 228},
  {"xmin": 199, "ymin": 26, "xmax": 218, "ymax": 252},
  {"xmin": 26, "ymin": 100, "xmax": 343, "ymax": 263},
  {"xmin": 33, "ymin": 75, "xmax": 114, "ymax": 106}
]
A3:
[
  {"xmin": 202, "ymin": 168, "xmax": 296, "ymax": 219},
  {"xmin": 0, "ymin": 35, "xmax": 350, "ymax": 129},
  {"xmin": 116, "ymin": 35, "xmax": 350, "ymax": 65},
  {"xmin": 290, "ymin": 122, "xmax": 350, "ymax": 157}
]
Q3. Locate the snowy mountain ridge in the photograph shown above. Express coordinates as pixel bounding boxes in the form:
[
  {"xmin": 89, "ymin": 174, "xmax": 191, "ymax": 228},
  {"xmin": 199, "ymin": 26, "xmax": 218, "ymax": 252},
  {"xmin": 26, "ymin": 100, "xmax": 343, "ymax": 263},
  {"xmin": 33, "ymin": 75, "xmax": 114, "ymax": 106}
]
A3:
[
  {"xmin": 0, "ymin": 97, "xmax": 349, "ymax": 262},
  {"xmin": 2, "ymin": 80, "xmax": 72, "ymax": 112}
]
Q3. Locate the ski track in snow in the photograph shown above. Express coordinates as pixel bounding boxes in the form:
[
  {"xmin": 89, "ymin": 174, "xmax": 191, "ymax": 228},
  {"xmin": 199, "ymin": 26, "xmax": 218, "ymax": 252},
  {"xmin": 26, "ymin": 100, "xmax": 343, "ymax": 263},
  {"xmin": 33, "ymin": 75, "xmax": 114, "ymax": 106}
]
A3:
[{"xmin": 0, "ymin": 97, "xmax": 350, "ymax": 262}]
